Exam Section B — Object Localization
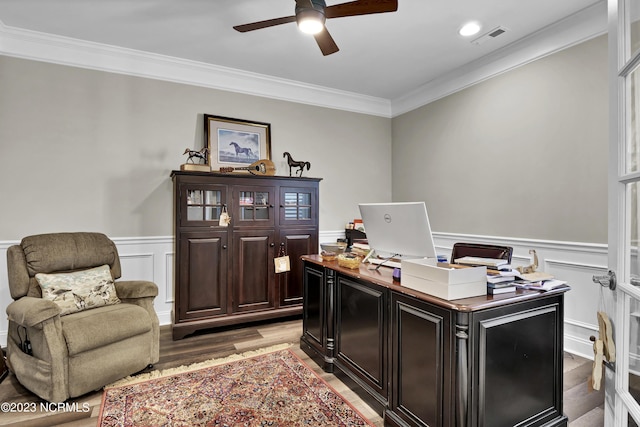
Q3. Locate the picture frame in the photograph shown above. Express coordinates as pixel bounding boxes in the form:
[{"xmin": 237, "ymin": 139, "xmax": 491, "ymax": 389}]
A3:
[{"xmin": 204, "ymin": 114, "xmax": 272, "ymax": 172}]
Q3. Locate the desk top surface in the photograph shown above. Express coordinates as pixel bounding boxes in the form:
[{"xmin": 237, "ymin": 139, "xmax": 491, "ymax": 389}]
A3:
[{"xmin": 302, "ymin": 254, "xmax": 568, "ymax": 312}]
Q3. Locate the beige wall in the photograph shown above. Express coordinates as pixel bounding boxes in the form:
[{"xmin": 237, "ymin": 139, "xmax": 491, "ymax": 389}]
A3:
[
  {"xmin": 0, "ymin": 34, "xmax": 608, "ymax": 244},
  {"xmin": 0, "ymin": 56, "xmax": 392, "ymax": 240},
  {"xmin": 392, "ymin": 35, "xmax": 608, "ymax": 243}
]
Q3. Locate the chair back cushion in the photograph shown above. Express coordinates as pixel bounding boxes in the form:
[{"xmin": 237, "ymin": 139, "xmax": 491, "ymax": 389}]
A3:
[
  {"xmin": 7, "ymin": 232, "xmax": 122, "ymax": 300},
  {"xmin": 35, "ymin": 264, "xmax": 121, "ymax": 315},
  {"xmin": 450, "ymin": 242, "xmax": 513, "ymax": 264}
]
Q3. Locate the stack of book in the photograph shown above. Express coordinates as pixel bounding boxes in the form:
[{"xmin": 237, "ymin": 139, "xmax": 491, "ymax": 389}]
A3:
[
  {"xmin": 453, "ymin": 256, "xmax": 518, "ymax": 295},
  {"xmin": 486, "ymin": 271, "xmax": 519, "ymax": 294},
  {"xmin": 350, "ymin": 240, "xmax": 371, "ymax": 258},
  {"xmin": 453, "ymin": 256, "xmax": 570, "ymax": 295}
]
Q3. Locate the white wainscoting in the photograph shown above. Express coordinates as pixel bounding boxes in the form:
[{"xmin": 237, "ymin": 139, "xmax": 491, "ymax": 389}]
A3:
[{"xmin": 0, "ymin": 232, "xmax": 608, "ymax": 360}]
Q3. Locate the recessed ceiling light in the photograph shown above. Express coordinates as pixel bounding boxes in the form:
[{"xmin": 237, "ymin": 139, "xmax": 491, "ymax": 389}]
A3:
[{"xmin": 459, "ymin": 22, "xmax": 481, "ymax": 37}]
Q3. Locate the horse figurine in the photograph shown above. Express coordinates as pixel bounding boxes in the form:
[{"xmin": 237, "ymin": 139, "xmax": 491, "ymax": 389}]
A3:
[
  {"xmin": 229, "ymin": 142, "xmax": 254, "ymax": 158},
  {"xmin": 183, "ymin": 147, "xmax": 209, "ymax": 164},
  {"xmin": 283, "ymin": 152, "xmax": 311, "ymax": 177}
]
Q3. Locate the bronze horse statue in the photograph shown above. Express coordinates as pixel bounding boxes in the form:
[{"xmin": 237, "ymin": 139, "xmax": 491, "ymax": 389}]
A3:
[
  {"xmin": 183, "ymin": 147, "xmax": 209, "ymax": 164},
  {"xmin": 283, "ymin": 152, "xmax": 311, "ymax": 177}
]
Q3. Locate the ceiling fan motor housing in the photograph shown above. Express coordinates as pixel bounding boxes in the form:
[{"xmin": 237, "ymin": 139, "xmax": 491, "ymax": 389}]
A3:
[
  {"xmin": 295, "ymin": 0, "xmax": 327, "ymax": 14},
  {"xmin": 296, "ymin": 0, "xmax": 327, "ymax": 26}
]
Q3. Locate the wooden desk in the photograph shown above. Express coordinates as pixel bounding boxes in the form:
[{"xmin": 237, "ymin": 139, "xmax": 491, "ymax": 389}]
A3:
[{"xmin": 300, "ymin": 255, "xmax": 568, "ymax": 427}]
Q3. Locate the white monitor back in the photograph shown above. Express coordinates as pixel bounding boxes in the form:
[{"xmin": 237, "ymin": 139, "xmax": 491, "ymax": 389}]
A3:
[{"xmin": 358, "ymin": 202, "xmax": 436, "ymax": 260}]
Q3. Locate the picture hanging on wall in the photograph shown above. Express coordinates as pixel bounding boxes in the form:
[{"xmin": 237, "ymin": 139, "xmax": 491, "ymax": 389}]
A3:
[{"xmin": 204, "ymin": 114, "xmax": 272, "ymax": 172}]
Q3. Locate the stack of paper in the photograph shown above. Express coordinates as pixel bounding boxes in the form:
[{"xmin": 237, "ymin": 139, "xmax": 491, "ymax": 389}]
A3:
[{"xmin": 470, "ymin": 257, "xmax": 570, "ymax": 294}]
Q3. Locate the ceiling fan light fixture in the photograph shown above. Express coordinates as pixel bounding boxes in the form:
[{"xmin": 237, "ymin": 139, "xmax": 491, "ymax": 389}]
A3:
[{"xmin": 297, "ymin": 8, "xmax": 326, "ymax": 34}]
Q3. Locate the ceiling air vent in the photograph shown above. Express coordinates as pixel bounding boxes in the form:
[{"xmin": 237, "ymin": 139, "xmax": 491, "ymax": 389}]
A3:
[{"xmin": 471, "ymin": 26, "xmax": 508, "ymax": 45}]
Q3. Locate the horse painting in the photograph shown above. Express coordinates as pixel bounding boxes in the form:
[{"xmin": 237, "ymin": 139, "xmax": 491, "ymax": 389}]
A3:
[
  {"xmin": 229, "ymin": 142, "xmax": 253, "ymax": 158},
  {"xmin": 283, "ymin": 152, "xmax": 311, "ymax": 177},
  {"xmin": 183, "ymin": 147, "xmax": 209, "ymax": 164}
]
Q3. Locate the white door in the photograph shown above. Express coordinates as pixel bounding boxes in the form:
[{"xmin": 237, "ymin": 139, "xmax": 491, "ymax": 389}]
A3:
[{"xmin": 607, "ymin": 1, "xmax": 640, "ymax": 425}]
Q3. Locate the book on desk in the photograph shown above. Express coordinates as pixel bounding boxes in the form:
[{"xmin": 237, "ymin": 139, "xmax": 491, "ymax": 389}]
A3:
[
  {"xmin": 488, "ymin": 282, "xmax": 518, "ymax": 294},
  {"xmin": 453, "ymin": 256, "xmax": 570, "ymax": 294}
]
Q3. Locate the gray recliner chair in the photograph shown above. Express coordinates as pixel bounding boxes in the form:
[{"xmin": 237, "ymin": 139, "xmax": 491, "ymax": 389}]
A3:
[{"xmin": 5, "ymin": 232, "xmax": 159, "ymax": 402}]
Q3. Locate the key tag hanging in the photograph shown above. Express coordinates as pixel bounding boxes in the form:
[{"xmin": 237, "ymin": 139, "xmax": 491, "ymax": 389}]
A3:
[
  {"xmin": 219, "ymin": 205, "xmax": 231, "ymax": 227},
  {"xmin": 274, "ymin": 245, "xmax": 290, "ymax": 273}
]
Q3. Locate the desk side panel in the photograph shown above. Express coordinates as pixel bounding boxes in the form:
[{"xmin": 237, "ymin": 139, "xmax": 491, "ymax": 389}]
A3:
[
  {"xmin": 390, "ymin": 292, "xmax": 454, "ymax": 427},
  {"xmin": 336, "ymin": 276, "xmax": 387, "ymax": 399},
  {"xmin": 472, "ymin": 296, "xmax": 567, "ymax": 427}
]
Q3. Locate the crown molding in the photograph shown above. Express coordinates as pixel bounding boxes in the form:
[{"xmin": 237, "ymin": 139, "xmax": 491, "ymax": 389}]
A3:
[
  {"xmin": 0, "ymin": 20, "xmax": 392, "ymax": 118},
  {"xmin": 0, "ymin": 2, "xmax": 605, "ymax": 119},
  {"xmin": 390, "ymin": 1, "xmax": 607, "ymax": 117}
]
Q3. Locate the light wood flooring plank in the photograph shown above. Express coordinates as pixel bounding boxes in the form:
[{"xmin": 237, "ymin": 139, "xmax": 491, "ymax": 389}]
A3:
[{"xmin": 569, "ymin": 407, "xmax": 605, "ymax": 427}]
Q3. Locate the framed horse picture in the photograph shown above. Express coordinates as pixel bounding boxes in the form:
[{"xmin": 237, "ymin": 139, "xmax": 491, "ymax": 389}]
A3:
[{"xmin": 204, "ymin": 114, "xmax": 272, "ymax": 173}]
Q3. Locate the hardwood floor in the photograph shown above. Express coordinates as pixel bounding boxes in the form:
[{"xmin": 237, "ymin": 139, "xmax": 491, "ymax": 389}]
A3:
[
  {"xmin": 0, "ymin": 318, "xmax": 604, "ymax": 427},
  {"xmin": 564, "ymin": 352, "xmax": 605, "ymax": 426}
]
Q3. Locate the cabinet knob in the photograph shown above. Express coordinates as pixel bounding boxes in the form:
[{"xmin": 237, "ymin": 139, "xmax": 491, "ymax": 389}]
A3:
[
  {"xmin": 270, "ymin": 243, "xmax": 275, "ymax": 247},
  {"xmin": 222, "ymin": 245, "xmax": 227, "ymax": 249}
]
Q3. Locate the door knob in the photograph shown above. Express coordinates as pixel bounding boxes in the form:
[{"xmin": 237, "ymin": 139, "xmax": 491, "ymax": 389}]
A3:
[{"xmin": 592, "ymin": 270, "xmax": 616, "ymax": 290}]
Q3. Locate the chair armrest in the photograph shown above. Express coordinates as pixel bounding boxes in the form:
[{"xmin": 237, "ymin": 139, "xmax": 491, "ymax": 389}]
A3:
[
  {"xmin": 6, "ymin": 297, "xmax": 61, "ymax": 327},
  {"xmin": 114, "ymin": 280, "xmax": 158, "ymax": 299}
]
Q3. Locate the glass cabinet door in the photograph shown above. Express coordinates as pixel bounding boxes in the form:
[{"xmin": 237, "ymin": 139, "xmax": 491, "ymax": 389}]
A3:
[
  {"xmin": 180, "ymin": 184, "xmax": 227, "ymax": 227},
  {"xmin": 233, "ymin": 186, "xmax": 276, "ymax": 226},
  {"xmin": 280, "ymin": 187, "xmax": 317, "ymax": 225}
]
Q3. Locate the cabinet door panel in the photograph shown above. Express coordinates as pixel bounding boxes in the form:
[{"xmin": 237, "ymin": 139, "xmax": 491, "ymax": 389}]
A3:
[
  {"xmin": 178, "ymin": 183, "xmax": 227, "ymax": 228},
  {"xmin": 302, "ymin": 264, "xmax": 324, "ymax": 349},
  {"xmin": 177, "ymin": 231, "xmax": 228, "ymax": 320},
  {"xmin": 232, "ymin": 185, "xmax": 276, "ymax": 228},
  {"xmin": 279, "ymin": 229, "xmax": 317, "ymax": 306},
  {"xmin": 336, "ymin": 277, "xmax": 386, "ymax": 395},
  {"xmin": 280, "ymin": 186, "xmax": 318, "ymax": 226},
  {"xmin": 232, "ymin": 230, "xmax": 275, "ymax": 312},
  {"xmin": 391, "ymin": 293, "xmax": 452, "ymax": 427}
]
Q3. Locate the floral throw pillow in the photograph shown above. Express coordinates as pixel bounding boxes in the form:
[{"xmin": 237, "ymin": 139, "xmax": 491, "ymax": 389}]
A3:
[{"xmin": 35, "ymin": 264, "xmax": 121, "ymax": 316}]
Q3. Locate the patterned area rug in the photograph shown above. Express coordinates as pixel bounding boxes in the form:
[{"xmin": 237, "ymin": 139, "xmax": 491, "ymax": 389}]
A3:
[{"xmin": 98, "ymin": 348, "xmax": 373, "ymax": 426}]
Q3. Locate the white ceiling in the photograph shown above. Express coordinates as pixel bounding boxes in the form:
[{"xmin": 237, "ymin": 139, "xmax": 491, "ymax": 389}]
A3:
[{"xmin": 0, "ymin": 0, "xmax": 606, "ymax": 116}]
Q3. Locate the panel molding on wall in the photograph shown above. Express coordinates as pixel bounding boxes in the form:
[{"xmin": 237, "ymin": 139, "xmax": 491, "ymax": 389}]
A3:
[{"xmin": 0, "ymin": 232, "xmax": 607, "ymax": 359}]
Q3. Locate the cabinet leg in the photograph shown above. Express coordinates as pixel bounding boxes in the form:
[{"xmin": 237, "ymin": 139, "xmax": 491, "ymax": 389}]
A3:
[{"xmin": 455, "ymin": 319, "xmax": 469, "ymax": 427}]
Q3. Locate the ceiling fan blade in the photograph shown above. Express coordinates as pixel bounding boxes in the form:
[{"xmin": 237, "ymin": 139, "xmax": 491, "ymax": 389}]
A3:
[
  {"xmin": 325, "ymin": 0, "xmax": 398, "ymax": 19},
  {"xmin": 313, "ymin": 27, "xmax": 339, "ymax": 56},
  {"xmin": 233, "ymin": 15, "xmax": 297, "ymax": 33}
]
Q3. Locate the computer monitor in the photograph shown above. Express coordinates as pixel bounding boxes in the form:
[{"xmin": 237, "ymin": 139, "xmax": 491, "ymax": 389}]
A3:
[{"xmin": 358, "ymin": 202, "xmax": 437, "ymax": 260}]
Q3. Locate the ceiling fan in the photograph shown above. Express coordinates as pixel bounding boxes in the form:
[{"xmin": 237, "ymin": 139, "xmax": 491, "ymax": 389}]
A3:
[{"xmin": 233, "ymin": 0, "xmax": 398, "ymax": 56}]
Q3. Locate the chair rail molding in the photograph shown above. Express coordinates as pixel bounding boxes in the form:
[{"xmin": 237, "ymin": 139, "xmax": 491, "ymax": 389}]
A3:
[{"xmin": 0, "ymin": 231, "xmax": 607, "ymax": 358}]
